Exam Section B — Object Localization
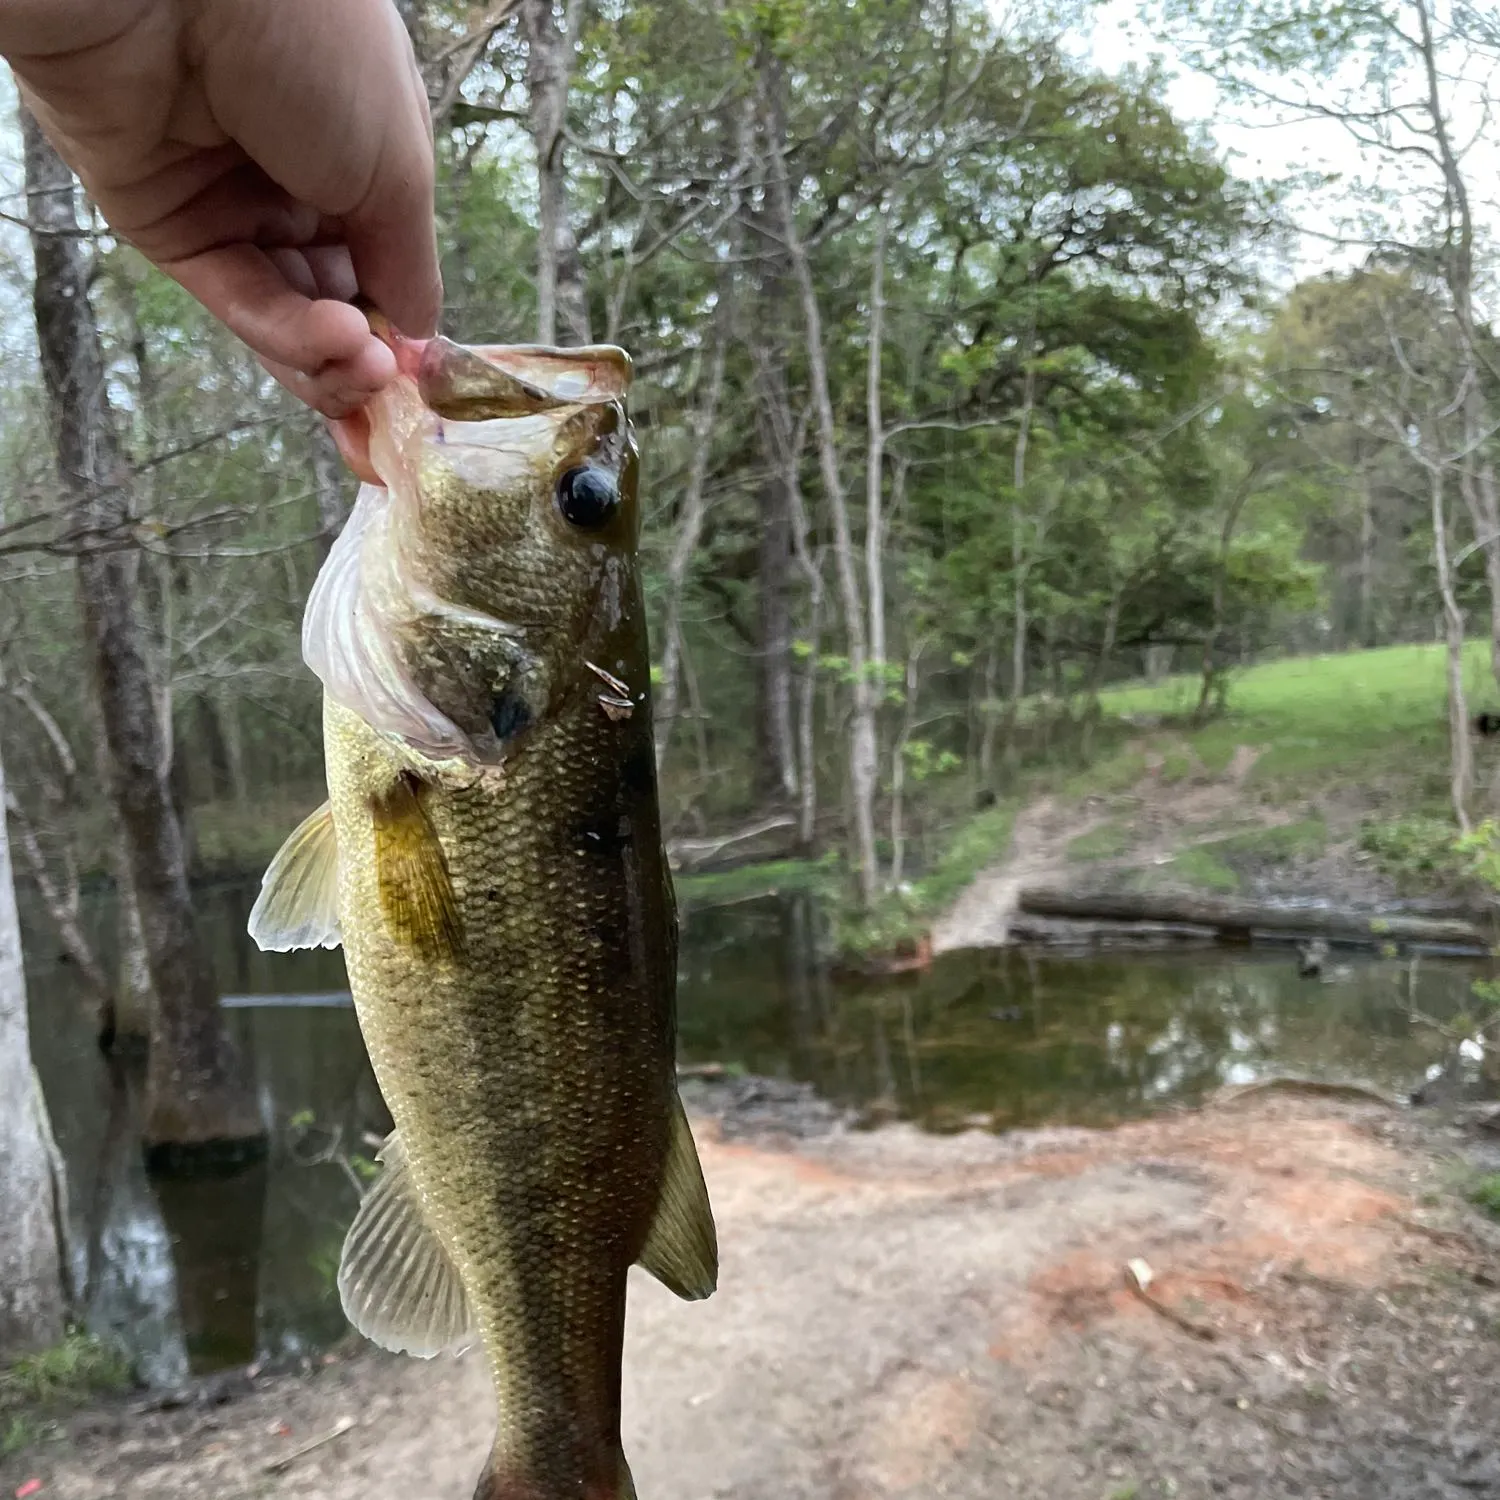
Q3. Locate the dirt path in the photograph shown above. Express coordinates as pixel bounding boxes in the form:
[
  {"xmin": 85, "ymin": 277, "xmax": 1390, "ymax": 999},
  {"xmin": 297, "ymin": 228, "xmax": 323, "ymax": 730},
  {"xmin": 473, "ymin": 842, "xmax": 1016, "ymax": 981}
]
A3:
[
  {"xmin": 12, "ymin": 1094, "xmax": 1500, "ymax": 1500},
  {"xmin": 931, "ymin": 796, "xmax": 1100, "ymax": 953}
]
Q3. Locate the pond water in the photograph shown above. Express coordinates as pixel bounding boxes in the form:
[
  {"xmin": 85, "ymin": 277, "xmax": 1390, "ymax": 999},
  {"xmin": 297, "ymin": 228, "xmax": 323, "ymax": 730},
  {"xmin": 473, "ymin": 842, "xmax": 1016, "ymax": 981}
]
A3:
[{"xmin": 20, "ymin": 877, "xmax": 1487, "ymax": 1385}]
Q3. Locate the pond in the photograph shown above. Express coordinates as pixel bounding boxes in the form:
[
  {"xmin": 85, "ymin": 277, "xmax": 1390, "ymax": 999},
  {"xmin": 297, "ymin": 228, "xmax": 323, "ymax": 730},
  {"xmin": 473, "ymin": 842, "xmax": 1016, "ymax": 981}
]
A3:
[{"xmin": 20, "ymin": 876, "xmax": 1487, "ymax": 1386}]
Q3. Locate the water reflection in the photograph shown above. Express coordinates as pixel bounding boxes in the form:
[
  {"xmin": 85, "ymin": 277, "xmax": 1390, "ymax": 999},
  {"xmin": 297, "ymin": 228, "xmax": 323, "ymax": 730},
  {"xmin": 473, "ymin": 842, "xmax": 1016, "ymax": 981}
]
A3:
[{"xmin": 19, "ymin": 880, "xmax": 1484, "ymax": 1381}]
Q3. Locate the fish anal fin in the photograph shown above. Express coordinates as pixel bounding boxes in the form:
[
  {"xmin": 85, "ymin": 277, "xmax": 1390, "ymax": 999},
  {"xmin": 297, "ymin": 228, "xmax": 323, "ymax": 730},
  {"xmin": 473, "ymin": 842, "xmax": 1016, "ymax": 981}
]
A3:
[
  {"xmin": 247, "ymin": 801, "xmax": 342, "ymax": 952},
  {"xmin": 637, "ymin": 1095, "xmax": 718, "ymax": 1301},
  {"xmin": 371, "ymin": 772, "xmax": 464, "ymax": 963},
  {"xmin": 337, "ymin": 1131, "xmax": 475, "ymax": 1359}
]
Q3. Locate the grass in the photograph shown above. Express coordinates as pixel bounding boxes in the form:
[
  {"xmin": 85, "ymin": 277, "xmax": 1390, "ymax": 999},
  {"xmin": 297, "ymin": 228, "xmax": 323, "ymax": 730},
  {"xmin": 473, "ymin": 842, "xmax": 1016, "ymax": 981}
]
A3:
[
  {"xmin": 1067, "ymin": 820, "xmax": 1134, "ymax": 862},
  {"xmin": 674, "ymin": 857, "xmax": 838, "ymax": 910},
  {"xmin": 0, "ymin": 1331, "xmax": 131, "ymax": 1461},
  {"xmin": 0, "ymin": 1331, "xmax": 131, "ymax": 1409},
  {"xmin": 1204, "ymin": 817, "xmax": 1328, "ymax": 862},
  {"xmin": 1468, "ymin": 1173, "xmax": 1500, "ymax": 1221},
  {"xmin": 1, "ymin": 1413, "xmax": 42, "ymax": 1459},
  {"xmin": 1358, "ymin": 815, "xmax": 1468, "ymax": 886},
  {"xmin": 1099, "ymin": 642, "xmax": 1489, "ymax": 805},
  {"xmin": 1137, "ymin": 846, "xmax": 1239, "ymax": 893},
  {"xmin": 840, "ymin": 799, "xmax": 1017, "ymax": 954}
]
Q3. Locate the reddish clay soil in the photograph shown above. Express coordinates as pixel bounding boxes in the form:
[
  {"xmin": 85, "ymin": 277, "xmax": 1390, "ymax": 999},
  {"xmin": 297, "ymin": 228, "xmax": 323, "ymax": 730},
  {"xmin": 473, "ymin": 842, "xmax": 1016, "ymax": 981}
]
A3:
[{"xmin": 6, "ymin": 1090, "xmax": 1500, "ymax": 1500}]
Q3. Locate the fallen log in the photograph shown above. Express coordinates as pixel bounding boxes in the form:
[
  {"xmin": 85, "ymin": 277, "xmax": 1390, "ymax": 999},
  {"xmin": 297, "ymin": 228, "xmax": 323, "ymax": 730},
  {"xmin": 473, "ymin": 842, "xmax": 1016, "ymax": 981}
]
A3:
[
  {"xmin": 667, "ymin": 814, "xmax": 799, "ymax": 873},
  {"xmin": 1016, "ymin": 886, "xmax": 1493, "ymax": 951}
]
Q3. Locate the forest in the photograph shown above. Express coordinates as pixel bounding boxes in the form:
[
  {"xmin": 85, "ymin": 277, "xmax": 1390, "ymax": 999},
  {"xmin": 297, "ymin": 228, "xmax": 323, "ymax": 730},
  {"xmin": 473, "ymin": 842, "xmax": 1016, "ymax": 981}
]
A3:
[{"xmin": 1, "ymin": 0, "xmax": 1499, "ymax": 1362}]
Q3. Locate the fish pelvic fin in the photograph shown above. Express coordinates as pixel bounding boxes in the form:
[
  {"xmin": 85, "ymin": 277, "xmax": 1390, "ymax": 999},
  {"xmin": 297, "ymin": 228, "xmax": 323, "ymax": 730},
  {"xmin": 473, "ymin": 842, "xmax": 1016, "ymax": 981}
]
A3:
[
  {"xmin": 246, "ymin": 801, "xmax": 342, "ymax": 951},
  {"xmin": 636, "ymin": 1094, "xmax": 718, "ymax": 1301},
  {"xmin": 338, "ymin": 1131, "xmax": 475, "ymax": 1358},
  {"xmin": 371, "ymin": 772, "xmax": 465, "ymax": 963}
]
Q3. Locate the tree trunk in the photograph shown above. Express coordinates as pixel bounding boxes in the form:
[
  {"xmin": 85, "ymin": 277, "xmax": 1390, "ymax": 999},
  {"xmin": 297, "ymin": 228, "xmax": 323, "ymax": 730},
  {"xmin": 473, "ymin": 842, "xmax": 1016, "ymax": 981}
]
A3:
[
  {"xmin": 310, "ymin": 419, "xmax": 350, "ymax": 559},
  {"xmin": 1429, "ymin": 466, "xmax": 1473, "ymax": 832},
  {"xmin": 756, "ymin": 444, "xmax": 799, "ymax": 804},
  {"xmin": 519, "ymin": 0, "xmax": 591, "ymax": 344},
  {"xmin": 888, "ymin": 641, "xmax": 923, "ymax": 890},
  {"xmin": 1194, "ymin": 474, "xmax": 1256, "ymax": 725},
  {"xmin": 1357, "ymin": 469, "xmax": 1377, "ymax": 649},
  {"xmin": 754, "ymin": 341, "xmax": 820, "ymax": 844},
  {"xmin": 22, "ymin": 109, "xmax": 263, "ymax": 1156},
  {"xmin": 760, "ymin": 58, "xmax": 879, "ymax": 905},
  {"xmin": 1007, "ymin": 348, "xmax": 1037, "ymax": 734},
  {"xmin": 978, "ymin": 635, "xmax": 1001, "ymax": 783},
  {"xmin": 865, "ymin": 206, "xmax": 890, "ymax": 674},
  {"xmin": 0, "ymin": 738, "xmax": 68, "ymax": 1354},
  {"xmin": 1017, "ymin": 885, "xmax": 1488, "ymax": 950},
  {"xmin": 655, "ymin": 297, "xmax": 730, "ymax": 769}
]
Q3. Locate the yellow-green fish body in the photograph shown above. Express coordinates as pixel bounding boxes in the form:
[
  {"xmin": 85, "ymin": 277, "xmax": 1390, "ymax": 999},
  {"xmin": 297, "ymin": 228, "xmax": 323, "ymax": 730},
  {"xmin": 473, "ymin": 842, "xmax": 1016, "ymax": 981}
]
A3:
[{"xmin": 250, "ymin": 334, "xmax": 715, "ymax": 1500}]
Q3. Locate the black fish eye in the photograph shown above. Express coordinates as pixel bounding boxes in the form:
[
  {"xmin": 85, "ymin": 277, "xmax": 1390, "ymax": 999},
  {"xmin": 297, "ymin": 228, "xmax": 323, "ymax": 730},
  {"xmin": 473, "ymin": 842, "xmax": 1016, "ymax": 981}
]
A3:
[{"xmin": 556, "ymin": 466, "xmax": 619, "ymax": 530}]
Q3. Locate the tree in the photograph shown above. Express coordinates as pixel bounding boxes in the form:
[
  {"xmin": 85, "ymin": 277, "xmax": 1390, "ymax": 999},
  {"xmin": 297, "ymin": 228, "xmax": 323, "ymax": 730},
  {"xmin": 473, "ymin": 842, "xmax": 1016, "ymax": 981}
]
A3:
[
  {"xmin": 20, "ymin": 109, "xmax": 263, "ymax": 1158},
  {"xmin": 0, "ymin": 734, "xmax": 67, "ymax": 1354}
]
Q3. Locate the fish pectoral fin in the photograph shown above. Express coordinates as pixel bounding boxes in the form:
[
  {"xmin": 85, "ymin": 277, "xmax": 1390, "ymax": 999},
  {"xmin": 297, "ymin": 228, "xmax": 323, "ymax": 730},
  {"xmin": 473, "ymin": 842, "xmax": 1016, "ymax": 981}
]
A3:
[
  {"xmin": 371, "ymin": 773, "xmax": 464, "ymax": 962},
  {"xmin": 246, "ymin": 801, "xmax": 342, "ymax": 951},
  {"xmin": 637, "ymin": 1095, "xmax": 718, "ymax": 1302},
  {"xmin": 337, "ymin": 1131, "xmax": 475, "ymax": 1359}
]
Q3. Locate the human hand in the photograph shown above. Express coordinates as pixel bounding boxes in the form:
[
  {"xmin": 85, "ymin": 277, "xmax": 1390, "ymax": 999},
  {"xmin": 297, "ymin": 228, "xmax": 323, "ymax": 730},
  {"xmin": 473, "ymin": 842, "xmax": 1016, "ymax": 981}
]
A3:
[{"xmin": 4, "ymin": 0, "xmax": 441, "ymax": 417}]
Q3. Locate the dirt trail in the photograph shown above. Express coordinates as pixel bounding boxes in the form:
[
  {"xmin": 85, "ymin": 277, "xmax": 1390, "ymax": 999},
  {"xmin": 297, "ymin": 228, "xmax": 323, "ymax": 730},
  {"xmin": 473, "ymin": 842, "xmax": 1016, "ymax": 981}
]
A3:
[
  {"xmin": 13, "ymin": 1094, "xmax": 1500, "ymax": 1500},
  {"xmin": 932, "ymin": 743, "xmax": 1284, "ymax": 954},
  {"xmin": 931, "ymin": 796, "xmax": 1100, "ymax": 953}
]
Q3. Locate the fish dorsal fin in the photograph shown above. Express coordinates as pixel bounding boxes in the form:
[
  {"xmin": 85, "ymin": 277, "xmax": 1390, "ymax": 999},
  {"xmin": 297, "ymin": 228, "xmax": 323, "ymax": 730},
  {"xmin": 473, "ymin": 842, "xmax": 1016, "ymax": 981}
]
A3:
[
  {"xmin": 247, "ymin": 801, "xmax": 342, "ymax": 951},
  {"xmin": 371, "ymin": 772, "xmax": 465, "ymax": 963},
  {"xmin": 338, "ymin": 1131, "xmax": 475, "ymax": 1358},
  {"xmin": 636, "ymin": 1095, "xmax": 718, "ymax": 1301}
]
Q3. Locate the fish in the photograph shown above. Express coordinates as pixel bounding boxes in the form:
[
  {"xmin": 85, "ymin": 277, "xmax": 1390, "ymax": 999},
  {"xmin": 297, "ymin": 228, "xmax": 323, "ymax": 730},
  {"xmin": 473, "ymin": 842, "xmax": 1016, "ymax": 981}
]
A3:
[{"xmin": 248, "ymin": 323, "xmax": 716, "ymax": 1500}]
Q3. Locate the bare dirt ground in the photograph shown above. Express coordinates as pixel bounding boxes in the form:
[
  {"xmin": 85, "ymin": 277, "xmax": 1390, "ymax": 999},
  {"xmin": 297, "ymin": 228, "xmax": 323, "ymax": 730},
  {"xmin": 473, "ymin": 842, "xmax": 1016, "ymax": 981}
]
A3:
[
  {"xmin": 931, "ymin": 795, "xmax": 1100, "ymax": 953},
  {"xmin": 8, "ymin": 1090, "xmax": 1500, "ymax": 1500},
  {"xmin": 933, "ymin": 737, "xmax": 1430, "ymax": 956}
]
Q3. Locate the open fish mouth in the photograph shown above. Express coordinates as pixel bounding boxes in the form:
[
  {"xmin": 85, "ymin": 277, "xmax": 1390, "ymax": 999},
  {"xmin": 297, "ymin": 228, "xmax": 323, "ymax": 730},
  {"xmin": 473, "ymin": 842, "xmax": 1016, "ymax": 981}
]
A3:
[{"xmin": 302, "ymin": 319, "xmax": 635, "ymax": 765}]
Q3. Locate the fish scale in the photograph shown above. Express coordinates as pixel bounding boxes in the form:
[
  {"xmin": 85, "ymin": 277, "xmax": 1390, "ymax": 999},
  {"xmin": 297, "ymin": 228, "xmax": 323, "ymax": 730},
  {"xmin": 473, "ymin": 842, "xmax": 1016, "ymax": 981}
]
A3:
[{"xmin": 249, "ymin": 331, "xmax": 715, "ymax": 1500}]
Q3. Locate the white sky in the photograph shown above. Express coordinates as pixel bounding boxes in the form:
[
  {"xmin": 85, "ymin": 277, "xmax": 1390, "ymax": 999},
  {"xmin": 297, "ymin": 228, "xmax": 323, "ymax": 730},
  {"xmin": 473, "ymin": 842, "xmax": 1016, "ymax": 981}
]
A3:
[
  {"xmin": 1, "ymin": 3, "xmax": 1496, "ymax": 348},
  {"xmin": 1071, "ymin": 0, "xmax": 1500, "ymax": 311}
]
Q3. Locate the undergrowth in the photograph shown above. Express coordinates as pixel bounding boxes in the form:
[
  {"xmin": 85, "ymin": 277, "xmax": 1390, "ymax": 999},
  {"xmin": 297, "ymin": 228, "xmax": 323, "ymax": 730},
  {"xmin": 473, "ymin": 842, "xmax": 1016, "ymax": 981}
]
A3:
[
  {"xmin": 0, "ymin": 1331, "xmax": 131, "ymax": 1408},
  {"xmin": 838, "ymin": 800, "xmax": 1017, "ymax": 955},
  {"xmin": 1467, "ymin": 1174, "xmax": 1500, "ymax": 1222}
]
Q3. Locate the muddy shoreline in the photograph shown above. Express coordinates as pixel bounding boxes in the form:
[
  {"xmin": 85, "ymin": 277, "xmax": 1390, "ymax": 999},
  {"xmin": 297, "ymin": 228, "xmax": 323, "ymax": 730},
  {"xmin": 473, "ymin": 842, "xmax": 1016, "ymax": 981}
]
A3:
[{"xmin": 6, "ymin": 1084, "xmax": 1500, "ymax": 1500}]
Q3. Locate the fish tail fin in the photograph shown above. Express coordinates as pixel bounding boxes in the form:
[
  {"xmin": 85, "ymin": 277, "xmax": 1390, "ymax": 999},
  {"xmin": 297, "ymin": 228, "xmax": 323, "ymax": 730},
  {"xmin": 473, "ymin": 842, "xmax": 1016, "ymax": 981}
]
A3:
[{"xmin": 471, "ymin": 1449, "xmax": 636, "ymax": 1500}]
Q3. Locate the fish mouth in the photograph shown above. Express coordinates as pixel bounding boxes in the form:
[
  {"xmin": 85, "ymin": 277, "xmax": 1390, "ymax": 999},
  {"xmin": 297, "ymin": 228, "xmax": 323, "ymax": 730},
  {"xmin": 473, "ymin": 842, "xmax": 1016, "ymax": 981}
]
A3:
[{"xmin": 332, "ymin": 316, "xmax": 632, "ymax": 484}]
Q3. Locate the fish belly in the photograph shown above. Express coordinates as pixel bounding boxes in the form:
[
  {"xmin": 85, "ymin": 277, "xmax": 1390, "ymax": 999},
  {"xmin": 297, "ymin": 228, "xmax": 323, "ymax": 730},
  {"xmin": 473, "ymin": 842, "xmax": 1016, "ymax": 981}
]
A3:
[{"xmin": 325, "ymin": 699, "xmax": 674, "ymax": 1491}]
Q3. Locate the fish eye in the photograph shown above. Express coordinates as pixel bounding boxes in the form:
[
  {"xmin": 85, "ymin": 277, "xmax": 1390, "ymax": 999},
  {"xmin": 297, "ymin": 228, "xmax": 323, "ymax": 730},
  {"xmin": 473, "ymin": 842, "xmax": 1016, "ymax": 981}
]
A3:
[{"xmin": 556, "ymin": 466, "xmax": 619, "ymax": 530}]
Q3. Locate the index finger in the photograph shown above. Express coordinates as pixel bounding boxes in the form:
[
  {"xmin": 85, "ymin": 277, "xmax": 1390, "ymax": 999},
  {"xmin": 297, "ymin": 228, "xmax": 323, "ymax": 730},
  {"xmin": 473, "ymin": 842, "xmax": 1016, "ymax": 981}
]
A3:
[{"xmin": 343, "ymin": 16, "xmax": 442, "ymax": 338}]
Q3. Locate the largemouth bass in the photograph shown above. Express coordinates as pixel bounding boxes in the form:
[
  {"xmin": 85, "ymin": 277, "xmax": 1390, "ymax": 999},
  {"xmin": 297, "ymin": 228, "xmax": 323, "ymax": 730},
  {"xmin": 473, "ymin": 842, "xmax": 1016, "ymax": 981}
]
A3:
[{"xmin": 248, "ymin": 327, "xmax": 716, "ymax": 1500}]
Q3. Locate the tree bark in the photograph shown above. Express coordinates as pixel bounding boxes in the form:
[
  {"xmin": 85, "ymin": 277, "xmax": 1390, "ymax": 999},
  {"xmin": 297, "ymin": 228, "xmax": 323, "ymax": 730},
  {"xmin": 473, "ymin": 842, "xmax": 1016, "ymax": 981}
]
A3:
[
  {"xmin": 519, "ymin": 0, "xmax": 591, "ymax": 344},
  {"xmin": 655, "ymin": 294, "xmax": 730, "ymax": 770},
  {"xmin": 865, "ymin": 206, "xmax": 890, "ymax": 674},
  {"xmin": 1017, "ymin": 886, "xmax": 1488, "ymax": 950},
  {"xmin": 1195, "ymin": 473, "xmax": 1256, "ymax": 724},
  {"xmin": 1429, "ymin": 465, "xmax": 1473, "ymax": 831},
  {"xmin": 310, "ymin": 419, "xmax": 350, "ymax": 559},
  {"xmin": 1009, "ymin": 355, "xmax": 1036, "ymax": 718},
  {"xmin": 760, "ymin": 59, "xmax": 880, "ymax": 905},
  {"xmin": 755, "ymin": 418, "xmax": 799, "ymax": 804},
  {"xmin": 22, "ymin": 109, "xmax": 262, "ymax": 1155},
  {"xmin": 1357, "ymin": 468, "xmax": 1377, "ymax": 648},
  {"xmin": 0, "ymin": 737, "xmax": 68, "ymax": 1353},
  {"xmin": 753, "ymin": 341, "xmax": 821, "ymax": 844}
]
